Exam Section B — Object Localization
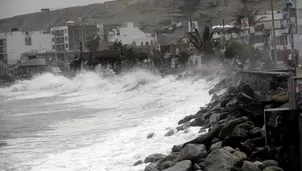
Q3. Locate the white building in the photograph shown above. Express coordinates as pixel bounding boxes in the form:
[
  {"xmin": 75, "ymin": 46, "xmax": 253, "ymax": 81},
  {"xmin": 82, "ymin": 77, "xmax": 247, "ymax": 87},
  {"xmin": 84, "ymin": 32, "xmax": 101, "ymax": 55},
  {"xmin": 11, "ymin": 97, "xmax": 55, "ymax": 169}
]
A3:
[
  {"xmin": 295, "ymin": 0, "xmax": 302, "ymax": 59},
  {"xmin": 108, "ymin": 22, "xmax": 157, "ymax": 47},
  {"xmin": 0, "ymin": 31, "xmax": 52, "ymax": 64},
  {"xmin": 50, "ymin": 24, "xmax": 100, "ymax": 52}
]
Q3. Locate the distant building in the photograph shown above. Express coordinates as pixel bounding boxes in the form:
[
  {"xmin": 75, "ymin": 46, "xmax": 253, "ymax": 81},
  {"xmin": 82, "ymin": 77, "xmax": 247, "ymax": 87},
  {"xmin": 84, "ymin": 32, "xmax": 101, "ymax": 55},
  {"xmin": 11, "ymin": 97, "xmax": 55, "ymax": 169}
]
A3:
[
  {"xmin": 50, "ymin": 24, "xmax": 100, "ymax": 52},
  {"xmin": 0, "ymin": 30, "xmax": 52, "ymax": 64},
  {"xmin": 252, "ymin": 10, "xmax": 293, "ymax": 61},
  {"xmin": 108, "ymin": 22, "xmax": 158, "ymax": 48}
]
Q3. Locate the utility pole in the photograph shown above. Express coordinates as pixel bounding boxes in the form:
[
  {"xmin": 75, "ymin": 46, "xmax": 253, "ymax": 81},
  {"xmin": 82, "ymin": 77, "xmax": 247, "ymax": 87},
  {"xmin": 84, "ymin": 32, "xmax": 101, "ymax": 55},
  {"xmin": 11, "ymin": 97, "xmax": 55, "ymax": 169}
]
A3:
[{"xmin": 270, "ymin": 0, "xmax": 278, "ymax": 65}]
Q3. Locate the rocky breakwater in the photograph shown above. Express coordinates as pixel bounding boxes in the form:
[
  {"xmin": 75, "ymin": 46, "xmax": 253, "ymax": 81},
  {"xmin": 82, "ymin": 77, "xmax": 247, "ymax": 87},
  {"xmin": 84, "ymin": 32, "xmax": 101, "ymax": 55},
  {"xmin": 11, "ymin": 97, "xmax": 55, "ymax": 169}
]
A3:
[{"xmin": 137, "ymin": 75, "xmax": 292, "ymax": 171}]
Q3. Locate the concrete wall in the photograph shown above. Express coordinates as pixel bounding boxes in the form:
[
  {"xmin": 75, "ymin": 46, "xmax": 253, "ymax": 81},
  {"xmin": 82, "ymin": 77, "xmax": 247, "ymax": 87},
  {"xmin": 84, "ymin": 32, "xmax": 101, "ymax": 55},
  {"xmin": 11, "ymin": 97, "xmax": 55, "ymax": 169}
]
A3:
[{"xmin": 1, "ymin": 31, "xmax": 51, "ymax": 64}]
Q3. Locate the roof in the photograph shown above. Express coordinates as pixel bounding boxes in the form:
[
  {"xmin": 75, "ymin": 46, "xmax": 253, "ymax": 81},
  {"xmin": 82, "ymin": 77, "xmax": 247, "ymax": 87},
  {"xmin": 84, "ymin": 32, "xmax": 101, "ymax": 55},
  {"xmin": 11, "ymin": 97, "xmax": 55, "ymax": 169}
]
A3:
[{"xmin": 19, "ymin": 58, "xmax": 47, "ymax": 67}]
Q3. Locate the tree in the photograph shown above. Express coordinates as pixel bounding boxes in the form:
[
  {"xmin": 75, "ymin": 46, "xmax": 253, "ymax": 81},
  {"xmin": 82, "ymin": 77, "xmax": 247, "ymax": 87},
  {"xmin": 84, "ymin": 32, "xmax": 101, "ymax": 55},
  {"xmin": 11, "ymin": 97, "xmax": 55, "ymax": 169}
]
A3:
[
  {"xmin": 149, "ymin": 49, "xmax": 166, "ymax": 68},
  {"xmin": 176, "ymin": 51, "xmax": 191, "ymax": 68},
  {"xmin": 187, "ymin": 26, "xmax": 214, "ymax": 54},
  {"xmin": 224, "ymin": 41, "xmax": 262, "ymax": 70},
  {"xmin": 109, "ymin": 40, "xmax": 123, "ymax": 51},
  {"xmin": 85, "ymin": 35, "xmax": 100, "ymax": 51}
]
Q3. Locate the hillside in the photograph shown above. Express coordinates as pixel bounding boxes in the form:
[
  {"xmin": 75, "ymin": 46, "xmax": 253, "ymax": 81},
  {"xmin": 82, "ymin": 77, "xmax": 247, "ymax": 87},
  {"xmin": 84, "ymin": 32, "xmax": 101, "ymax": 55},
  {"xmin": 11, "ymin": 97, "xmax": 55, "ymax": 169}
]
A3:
[{"xmin": 0, "ymin": 0, "xmax": 285, "ymax": 33}]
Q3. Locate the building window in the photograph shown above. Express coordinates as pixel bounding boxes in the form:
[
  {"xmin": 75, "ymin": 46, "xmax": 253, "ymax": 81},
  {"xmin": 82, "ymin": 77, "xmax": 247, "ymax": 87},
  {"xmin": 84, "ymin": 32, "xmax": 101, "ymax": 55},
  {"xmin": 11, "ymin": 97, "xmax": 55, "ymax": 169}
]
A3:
[
  {"xmin": 52, "ymin": 31, "xmax": 54, "ymax": 35},
  {"xmin": 146, "ymin": 41, "xmax": 149, "ymax": 46},
  {"xmin": 53, "ymin": 45, "xmax": 55, "ymax": 49},
  {"xmin": 52, "ymin": 38, "xmax": 54, "ymax": 42},
  {"xmin": 66, "ymin": 43, "xmax": 68, "ymax": 48},
  {"xmin": 276, "ymin": 35, "xmax": 288, "ymax": 45},
  {"xmin": 65, "ymin": 36, "xmax": 68, "ymax": 41},
  {"xmin": 25, "ymin": 36, "xmax": 32, "ymax": 46},
  {"xmin": 141, "ymin": 42, "xmax": 143, "ymax": 46}
]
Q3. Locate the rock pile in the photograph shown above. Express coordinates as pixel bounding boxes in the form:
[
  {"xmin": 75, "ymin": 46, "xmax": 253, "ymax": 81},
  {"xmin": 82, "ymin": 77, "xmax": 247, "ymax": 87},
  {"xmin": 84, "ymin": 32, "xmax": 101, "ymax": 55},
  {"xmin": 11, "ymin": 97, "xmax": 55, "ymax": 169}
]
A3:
[{"xmin": 138, "ymin": 79, "xmax": 294, "ymax": 171}]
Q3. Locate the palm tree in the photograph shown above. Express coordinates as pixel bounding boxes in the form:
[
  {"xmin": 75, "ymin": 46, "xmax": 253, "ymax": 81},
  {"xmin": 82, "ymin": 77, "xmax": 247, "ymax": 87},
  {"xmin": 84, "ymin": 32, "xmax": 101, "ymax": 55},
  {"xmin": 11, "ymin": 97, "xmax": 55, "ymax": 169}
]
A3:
[
  {"xmin": 85, "ymin": 35, "xmax": 100, "ymax": 51},
  {"xmin": 109, "ymin": 40, "xmax": 123, "ymax": 51},
  {"xmin": 187, "ymin": 26, "xmax": 214, "ymax": 54},
  {"xmin": 149, "ymin": 49, "xmax": 166, "ymax": 68},
  {"xmin": 176, "ymin": 51, "xmax": 191, "ymax": 68}
]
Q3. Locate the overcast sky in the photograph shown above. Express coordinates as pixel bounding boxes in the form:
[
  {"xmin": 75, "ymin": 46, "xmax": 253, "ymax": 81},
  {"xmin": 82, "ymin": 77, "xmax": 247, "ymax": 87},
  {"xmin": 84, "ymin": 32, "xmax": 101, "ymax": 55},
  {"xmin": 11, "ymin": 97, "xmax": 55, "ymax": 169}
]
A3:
[{"xmin": 0, "ymin": 0, "xmax": 111, "ymax": 19}]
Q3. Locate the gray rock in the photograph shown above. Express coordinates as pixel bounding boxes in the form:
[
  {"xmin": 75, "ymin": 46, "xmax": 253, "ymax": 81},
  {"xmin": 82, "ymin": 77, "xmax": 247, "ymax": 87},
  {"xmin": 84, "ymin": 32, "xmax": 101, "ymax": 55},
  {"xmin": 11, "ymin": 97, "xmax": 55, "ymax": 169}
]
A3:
[
  {"xmin": 157, "ymin": 152, "xmax": 180, "ymax": 167},
  {"xmin": 176, "ymin": 122, "xmax": 190, "ymax": 132},
  {"xmin": 219, "ymin": 116, "xmax": 249, "ymax": 139},
  {"xmin": 145, "ymin": 163, "xmax": 159, "ymax": 171},
  {"xmin": 159, "ymin": 161, "xmax": 175, "ymax": 170},
  {"xmin": 222, "ymin": 146, "xmax": 235, "ymax": 153},
  {"xmin": 254, "ymin": 161, "xmax": 265, "ymax": 170},
  {"xmin": 165, "ymin": 129, "xmax": 175, "ymax": 137},
  {"xmin": 179, "ymin": 144, "xmax": 207, "ymax": 162},
  {"xmin": 209, "ymin": 141, "xmax": 222, "ymax": 152},
  {"xmin": 193, "ymin": 163, "xmax": 201, "ymax": 170},
  {"xmin": 134, "ymin": 160, "xmax": 143, "ymax": 166},
  {"xmin": 263, "ymin": 166, "xmax": 284, "ymax": 171},
  {"xmin": 241, "ymin": 161, "xmax": 261, "ymax": 171},
  {"xmin": 262, "ymin": 160, "xmax": 278, "ymax": 167},
  {"xmin": 147, "ymin": 133, "xmax": 155, "ymax": 139},
  {"xmin": 205, "ymin": 149, "xmax": 240, "ymax": 171},
  {"xmin": 172, "ymin": 144, "xmax": 183, "ymax": 152},
  {"xmin": 233, "ymin": 151, "xmax": 247, "ymax": 160},
  {"xmin": 178, "ymin": 115, "xmax": 196, "ymax": 125},
  {"xmin": 190, "ymin": 117, "xmax": 205, "ymax": 127},
  {"xmin": 144, "ymin": 153, "xmax": 166, "ymax": 163},
  {"xmin": 163, "ymin": 160, "xmax": 192, "ymax": 171},
  {"xmin": 209, "ymin": 113, "xmax": 220, "ymax": 125}
]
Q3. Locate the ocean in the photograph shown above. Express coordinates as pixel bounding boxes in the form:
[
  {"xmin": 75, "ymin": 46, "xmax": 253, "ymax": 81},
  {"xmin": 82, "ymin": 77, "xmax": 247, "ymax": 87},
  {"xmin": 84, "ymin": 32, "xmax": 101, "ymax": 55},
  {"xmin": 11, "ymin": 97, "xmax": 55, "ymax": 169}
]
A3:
[{"xmin": 0, "ymin": 68, "xmax": 216, "ymax": 171}]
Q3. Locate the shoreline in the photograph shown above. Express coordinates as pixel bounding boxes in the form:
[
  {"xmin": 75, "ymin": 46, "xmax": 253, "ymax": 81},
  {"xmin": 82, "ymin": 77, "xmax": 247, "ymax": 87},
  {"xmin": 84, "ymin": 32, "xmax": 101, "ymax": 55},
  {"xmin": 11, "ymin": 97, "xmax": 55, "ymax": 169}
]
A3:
[{"xmin": 139, "ymin": 69, "xmax": 295, "ymax": 171}]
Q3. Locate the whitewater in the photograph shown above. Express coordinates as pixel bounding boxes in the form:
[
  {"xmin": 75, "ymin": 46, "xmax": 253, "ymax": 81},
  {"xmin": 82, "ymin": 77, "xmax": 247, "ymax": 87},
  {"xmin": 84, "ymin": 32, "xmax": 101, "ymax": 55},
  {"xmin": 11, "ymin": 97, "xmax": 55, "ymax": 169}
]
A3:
[{"xmin": 0, "ymin": 68, "xmax": 218, "ymax": 171}]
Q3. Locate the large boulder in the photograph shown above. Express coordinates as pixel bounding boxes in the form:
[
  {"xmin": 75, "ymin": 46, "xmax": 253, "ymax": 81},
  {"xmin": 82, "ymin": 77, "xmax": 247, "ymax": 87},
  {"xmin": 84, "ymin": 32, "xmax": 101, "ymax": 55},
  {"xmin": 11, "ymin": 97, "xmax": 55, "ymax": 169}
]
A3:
[
  {"xmin": 263, "ymin": 166, "xmax": 284, "ymax": 171},
  {"xmin": 178, "ymin": 115, "xmax": 196, "ymax": 125},
  {"xmin": 163, "ymin": 160, "xmax": 192, "ymax": 171},
  {"xmin": 222, "ymin": 121, "xmax": 254, "ymax": 148},
  {"xmin": 262, "ymin": 160, "xmax": 278, "ymax": 167},
  {"xmin": 209, "ymin": 141, "xmax": 222, "ymax": 152},
  {"xmin": 222, "ymin": 146, "xmax": 235, "ymax": 153},
  {"xmin": 233, "ymin": 151, "xmax": 247, "ymax": 160},
  {"xmin": 165, "ymin": 129, "xmax": 175, "ymax": 137},
  {"xmin": 190, "ymin": 117, "xmax": 205, "ymax": 127},
  {"xmin": 183, "ymin": 124, "xmax": 224, "ymax": 148},
  {"xmin": 144, "ymin": 153, "xmax": 166, "ymax": 163},
  {"xmin": 205, "ymin": 149, "xmax": 240, "ymax": 171},
  {"xmin": 176, "ymin": 122, "xmax": 190, "ymax": 132},
  {"xmin": 157, "ymin": 152, "xmax": 180, "ymax": 167},
  {"xmin": 209, "ymin": 113, "xmax": 220, "ymax": 125},
  {"xmin": 159, "ymin": 161, "xmax": 175, "ymax": 170},
  {"xmin": 172, "ymin": 145, "xmax": 183, "ymax": 152},
  {"xmin": 219, "ymin": 116, "xmax": 249, "ymax": 139},
  {"xmin": 241, "ymin": 161, "xmax": 261, "ymax": 171},
  {"xmin": 145, "ymin": 164, "xmax": 159, "ymax": 171},
  {"xmin": 178, "ymin": 144, "xmax": 207, "ymax": 162}
]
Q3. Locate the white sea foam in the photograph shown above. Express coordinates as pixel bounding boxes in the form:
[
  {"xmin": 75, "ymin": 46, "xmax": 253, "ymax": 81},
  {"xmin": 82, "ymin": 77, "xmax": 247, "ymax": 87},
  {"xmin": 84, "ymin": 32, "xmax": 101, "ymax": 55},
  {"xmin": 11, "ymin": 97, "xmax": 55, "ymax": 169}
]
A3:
[{"xmin": 0, "ymin": 68, "xmax": 220, "ymax": 171}]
